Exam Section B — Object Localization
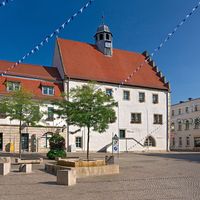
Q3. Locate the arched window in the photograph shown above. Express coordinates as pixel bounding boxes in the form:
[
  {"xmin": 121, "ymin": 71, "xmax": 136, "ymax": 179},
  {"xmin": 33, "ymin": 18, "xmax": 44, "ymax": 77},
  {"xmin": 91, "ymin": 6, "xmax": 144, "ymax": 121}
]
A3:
[
  {"xmin": 99, "ymin": 34, "xmax": 104, "ymax": 40},
  {"xmin": 185, "ymin": 120, "xmax": 190, "ymax": 130},
  {"xmin": 41, "ymin": 132, "xmax": 53, "ymax": 148},
  {"xmin": 144, "ymin": 136, "xmax": 156, "ymax": 147}
]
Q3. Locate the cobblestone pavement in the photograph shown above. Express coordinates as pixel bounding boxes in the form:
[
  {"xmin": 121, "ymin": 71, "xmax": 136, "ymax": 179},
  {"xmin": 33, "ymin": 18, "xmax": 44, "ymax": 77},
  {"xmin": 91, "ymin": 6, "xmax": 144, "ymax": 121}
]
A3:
[{"xmin": 1, "ymin": 152, "xmax": 200, "ymax": 200}]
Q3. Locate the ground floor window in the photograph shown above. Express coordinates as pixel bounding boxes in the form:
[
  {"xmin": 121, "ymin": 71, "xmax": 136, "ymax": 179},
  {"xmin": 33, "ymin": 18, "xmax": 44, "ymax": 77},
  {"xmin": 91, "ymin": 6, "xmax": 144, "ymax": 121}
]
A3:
[
  {"xmin": 194, "ymin": 137, "xmax": 200, "ymax": 147},
  {"xmin": 186, "ymin": 136, "xmax": 190, "ymax": 146},
  {"xmin": 144, "ymin": 136, "xmax": 156, "ymax": 147},
  {"xmin": 41, "ymin": 132, "xmax": 53, "ymax": 148},
  {"xmin": 0, "ymin": 133, "xmax": 3, "ymax": 151},
  {"xmin": 119, "ymin": 129, "xmax": 126, "ymax": 139},
  {"xmin": 179, "ymin": 137, "xmax": 182, "ymax": 146},
  {"xmin": 75, "ymin": 137, "xmax": 82, "ymax": 148},
  {"xmin": 172, "ymin": 137, "xmax": 175, "ymax": 146}
]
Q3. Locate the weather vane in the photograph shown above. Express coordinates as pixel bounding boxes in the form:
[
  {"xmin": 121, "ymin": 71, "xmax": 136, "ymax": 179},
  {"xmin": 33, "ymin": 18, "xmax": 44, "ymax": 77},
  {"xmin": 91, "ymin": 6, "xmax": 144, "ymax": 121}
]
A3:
[{"xmin": 101, "ymin": 12, "xmax": 105, "ymax": 25}]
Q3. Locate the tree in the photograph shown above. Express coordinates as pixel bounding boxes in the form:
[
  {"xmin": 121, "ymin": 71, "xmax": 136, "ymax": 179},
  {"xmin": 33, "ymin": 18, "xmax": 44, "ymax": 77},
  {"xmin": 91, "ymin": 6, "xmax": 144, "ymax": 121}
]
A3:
[
  {"xmin": 54, "ymin": 83, "xmax": 117, "ymax": 160},
  {"xmin": 0, "ymin": 89, "xmax": 43, "ymax": 158}
]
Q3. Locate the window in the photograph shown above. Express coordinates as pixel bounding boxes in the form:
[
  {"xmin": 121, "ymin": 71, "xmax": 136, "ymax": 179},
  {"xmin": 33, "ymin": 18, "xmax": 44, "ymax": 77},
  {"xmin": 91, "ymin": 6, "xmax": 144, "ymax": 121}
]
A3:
[
  {"xmin": 172, "ymin": 110, "xmax": 175, "ymax": 116},
  {"xmin": 106, "ymin": 88, "xmax": 113, "ymax": 96},
  {"xmin": 153, "ymin": 114, "xmax": 163, "ymax": 124},
  {"xmin": 106, "ymin": 33, "xmax": 110, "ymax": 40},
  {"xmin": 42, "ymin": 132, "xmax": 52, "ymax": 148},
  {"xmin": 185, "ymin": 107, "xmax": 189, "ymax": 113},
  {"xmin": 144, "ymin": 136, "xmax": 156, "ymax": 147},
  {"xmin": 75, "ymin": 137, "xmax": 82, "ymax": 148},
  {"xmin": 178, "ymin": 109, "xmax": 181, "ymax": 115},
  {"xmin": 42, "ymin": 86, "xmax": 54, "ymax": 96},
  {"xmin": 194, "ymin": 118, "xmax": 200, "ymax": 129},
  {"xmin": 47, "ymin": 107, "xmax": 54, "ymax": 121},
  {"xmin": 139, "ymin": 92, "xmax": 145, "ymax": 103},
  {"xmin": 186, "ymin": 137, "xmax": 190, "ymax": 146},
  {"xmin": 0, "ymin": 113, "xmax": 6, "ymax": 119},
  {"xmin": 152, "ymin": 94, "xmax": 159, "ymax": 104},
  {"xmin": 194, "ymin": 137, "xmax": 200, "ymax": 147},
  {"xmin": 131, "ymin": 113, "xmax": 141, "ymax": 124},
  {"xmin": 123, "ymin": 90, "xmax": 130, "ymax": 100},
  {"xmin": 6, "ymin": 81, "xmax": 20, "ymax": 92},
  {"xmin": 119, "ymin": 129, "xmax": 126, "ymax": 139},
  {"xmin": 99, "ymin": 34, "xmax": 104, "ymax": 40},
  {"xmin": 185, "ymin": 120, "xmax": 190, "ymax": 130},
  {"xmin": 179, "ymin": 137, "xmax": 182, "ymax": 146},
  {"xmin": 172, "ymin": 138, "xmax": 175, "ymax": 146},
  {"xmin": 178, "ymin": 121, "xmax": 182, "ymax": 131},
  {"xmin": 171, "ymin": 122, "xmax": 175, "ymax": 132},
  {"xmin": 195, "ymin": 105, "xmax": 198, "ymax": 112}
]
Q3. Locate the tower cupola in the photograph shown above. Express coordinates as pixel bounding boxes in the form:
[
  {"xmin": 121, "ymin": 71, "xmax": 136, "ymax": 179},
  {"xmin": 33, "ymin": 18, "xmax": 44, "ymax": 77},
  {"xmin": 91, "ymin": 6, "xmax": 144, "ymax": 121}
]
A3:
[{"xmin": 94, "ymin": 24, "xmax": 113, "ymax": 56}]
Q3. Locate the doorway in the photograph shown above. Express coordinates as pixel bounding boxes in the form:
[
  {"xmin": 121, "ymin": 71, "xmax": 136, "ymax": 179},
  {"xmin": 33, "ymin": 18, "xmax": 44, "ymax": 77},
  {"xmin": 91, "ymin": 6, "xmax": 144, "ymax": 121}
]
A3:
[{"xmin": 21, "ymin": 133, "xmax": 29, "ymax": 152}]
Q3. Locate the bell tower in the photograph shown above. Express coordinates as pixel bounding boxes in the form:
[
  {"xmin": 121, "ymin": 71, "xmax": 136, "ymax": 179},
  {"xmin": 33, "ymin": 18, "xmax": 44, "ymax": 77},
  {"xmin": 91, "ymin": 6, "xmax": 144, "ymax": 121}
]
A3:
[{"xmin": 94, "ymin": 24, "xmax": 113, "ymax": 56}]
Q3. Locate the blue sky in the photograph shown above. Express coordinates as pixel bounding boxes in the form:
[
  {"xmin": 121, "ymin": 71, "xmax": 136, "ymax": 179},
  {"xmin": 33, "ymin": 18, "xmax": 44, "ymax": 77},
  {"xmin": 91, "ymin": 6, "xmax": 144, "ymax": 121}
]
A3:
[{"xmin": 0, "ymin": 0, "xmax": 200, "ymax": 104}]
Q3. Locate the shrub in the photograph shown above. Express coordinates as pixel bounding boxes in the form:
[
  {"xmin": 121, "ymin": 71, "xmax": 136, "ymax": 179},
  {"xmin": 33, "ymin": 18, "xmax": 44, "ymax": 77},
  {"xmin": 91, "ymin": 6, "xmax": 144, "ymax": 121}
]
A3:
[
  {"xmin": 47, "ymin": 149, "xmax": 66, "ymax": 160},
  {"xmin": 47, "ymin": 134, "xmax": 66, "ymax": 160}
]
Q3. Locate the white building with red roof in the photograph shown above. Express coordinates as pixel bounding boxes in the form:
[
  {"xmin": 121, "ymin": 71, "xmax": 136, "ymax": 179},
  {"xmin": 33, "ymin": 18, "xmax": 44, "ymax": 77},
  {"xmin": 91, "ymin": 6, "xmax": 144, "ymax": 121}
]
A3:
[
  {"xmin": 53, "ymin": 24, "xmax": 170, "ymax": 152},
  {"xmin": 0, "ymin": 24, "xmax": 170, "ymax": 153}
]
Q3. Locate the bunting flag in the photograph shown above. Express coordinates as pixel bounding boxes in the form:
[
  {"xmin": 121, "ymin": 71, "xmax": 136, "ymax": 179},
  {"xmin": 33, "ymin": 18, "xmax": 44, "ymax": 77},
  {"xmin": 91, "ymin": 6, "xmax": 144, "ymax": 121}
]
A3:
[
  {"xmin": 0, "ymin": 0, "xmax": 13, "ymax": 8},
  {"xmin": 1, "ymin": 0, "xmax": 94, "ymax": 76},
  {"xmin": 121, "ymin": 0, "xmax": 200, "ymax": 85}
]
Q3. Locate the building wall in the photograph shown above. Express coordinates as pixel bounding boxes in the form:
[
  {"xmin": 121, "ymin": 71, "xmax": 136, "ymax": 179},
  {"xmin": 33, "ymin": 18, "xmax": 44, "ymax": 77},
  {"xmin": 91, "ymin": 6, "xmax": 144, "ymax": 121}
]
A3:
[
  {"xmin": 0, "ymin": 101, "xmax": 67, "ymax": 153},
  {"xmin": 0, "ymin": 125, "xmax": 66, "ymax": 153},
  {"xmin": 66, "ymin": 79, "xmax": 168, "ymax": 152},
  {"xmin": 170, "ymin": 98, "xmax": 200, "ymax": 151}
]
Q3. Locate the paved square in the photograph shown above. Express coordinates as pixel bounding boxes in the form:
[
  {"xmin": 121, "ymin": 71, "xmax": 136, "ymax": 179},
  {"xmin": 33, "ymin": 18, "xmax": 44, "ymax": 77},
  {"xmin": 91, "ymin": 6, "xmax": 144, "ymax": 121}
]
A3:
[{"xmin": 0, "ymin": 152, "xmax": 200, "ymax": 200}]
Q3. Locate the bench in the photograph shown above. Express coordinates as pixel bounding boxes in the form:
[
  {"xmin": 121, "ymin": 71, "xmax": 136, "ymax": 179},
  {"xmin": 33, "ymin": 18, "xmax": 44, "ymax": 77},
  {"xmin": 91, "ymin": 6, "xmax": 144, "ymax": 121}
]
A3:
[
  {"xmin": 57, "ymin": 169, "xmax": 76, "ymax": 186},
  {"xmin": 0, "ymin": 157, "xmax": 11, "ymax": 176},
  {"xmin": 15, "ymin": 158, "xmax": 43, "ymax": 173}
]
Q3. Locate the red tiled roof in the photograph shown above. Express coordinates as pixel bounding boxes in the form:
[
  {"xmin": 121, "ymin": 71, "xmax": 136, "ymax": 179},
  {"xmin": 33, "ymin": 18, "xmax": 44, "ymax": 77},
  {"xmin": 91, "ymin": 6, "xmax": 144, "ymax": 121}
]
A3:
[
  {"xmin": 0, "ymin": 61, "xmax": 63, "ymax": 99},
  {"xmin": 0, "ymin": 76, "xmax": 63, "ymax": 100},
  {"xmin": 57, "ymin": 38, "xmax": 169, "ymax": 90},
  {"xmin": 0, "ymin": 60, "xmax": 62, "ymax": 81}
]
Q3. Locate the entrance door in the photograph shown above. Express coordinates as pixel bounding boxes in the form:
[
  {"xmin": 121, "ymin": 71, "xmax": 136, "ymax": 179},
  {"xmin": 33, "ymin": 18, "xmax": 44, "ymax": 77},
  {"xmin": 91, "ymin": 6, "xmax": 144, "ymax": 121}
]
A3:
[
  {"xmin": 22, "ymin": 133, "xmax": 29, "ymax": 152},
  {"xmin": 0, "ymin": 133, "xmax": 3, "ymax": 151}
]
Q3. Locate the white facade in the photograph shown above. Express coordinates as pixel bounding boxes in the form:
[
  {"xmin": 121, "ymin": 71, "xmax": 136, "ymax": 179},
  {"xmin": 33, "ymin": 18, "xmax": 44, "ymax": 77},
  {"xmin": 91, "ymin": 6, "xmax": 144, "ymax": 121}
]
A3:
[
  {"xmin": 170, "ymin": 98, "xmax": 200, "ymax": 151},
  {"xmin": 64, "ymin": 79, "xmax": 169, "ymax": 152}
]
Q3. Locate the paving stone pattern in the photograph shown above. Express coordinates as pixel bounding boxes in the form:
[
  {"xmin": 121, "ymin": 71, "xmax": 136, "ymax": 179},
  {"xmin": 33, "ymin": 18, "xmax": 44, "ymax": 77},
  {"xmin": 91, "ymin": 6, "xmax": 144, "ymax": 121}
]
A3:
[{"xmin": 0, "ymin": 152, "xmax": 200, "ymax": 200}]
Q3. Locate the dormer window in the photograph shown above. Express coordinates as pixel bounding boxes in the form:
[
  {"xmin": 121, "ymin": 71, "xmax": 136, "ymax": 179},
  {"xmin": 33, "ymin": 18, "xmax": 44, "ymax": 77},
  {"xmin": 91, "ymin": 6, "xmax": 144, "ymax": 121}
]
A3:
[
  {"xmin": 6, "ymin": 81, "xmax": 20, "ymax": 92},
  {"xmin": 42, "ymin": 86, "xmax": 54, "ymax": 96}
]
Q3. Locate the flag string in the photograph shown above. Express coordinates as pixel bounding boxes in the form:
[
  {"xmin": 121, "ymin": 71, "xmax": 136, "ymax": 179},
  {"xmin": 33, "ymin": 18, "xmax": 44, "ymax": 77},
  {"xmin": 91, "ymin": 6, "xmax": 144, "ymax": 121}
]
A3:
[
  {"xmin": 0, "ymin": 0, "xmax": 94, "ymax": 76},
  {"xmin": 121, "ymin": 0, "xmax": 200, "ymax": 85}
]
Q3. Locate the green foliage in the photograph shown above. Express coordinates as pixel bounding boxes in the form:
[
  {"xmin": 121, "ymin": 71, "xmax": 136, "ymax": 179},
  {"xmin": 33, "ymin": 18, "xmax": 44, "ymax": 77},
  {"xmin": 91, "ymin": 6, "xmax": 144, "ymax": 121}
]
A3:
[
  {"xmin": 47, "ymin": 149, "xmax": 66, "ymax": 160},
  {"xmin": 0, "ymin": 89, "xmax": 44, "ymax": 157},
  {"xmin": 54, "ymin": 83, "xmax": 117, "ymax": 160},
  {"xmin": 54, "ymin": 83, "xmax": 117, "ymax": 133},
  {"xmin": 49, "ymin": 134, "xmax": 65, "ymax": 150},
  {"xmin": 47, "ymin": 134, "xmax": 66, "ymax": 160},
  {"xmin": 0, "ymin": 89, "xmax": 43, "ymax": 125}
]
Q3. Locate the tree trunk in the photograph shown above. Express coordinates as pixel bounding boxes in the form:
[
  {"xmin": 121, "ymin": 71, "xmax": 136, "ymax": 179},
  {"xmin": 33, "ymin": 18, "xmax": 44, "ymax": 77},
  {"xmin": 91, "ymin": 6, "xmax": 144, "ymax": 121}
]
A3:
[
  {"xmin": 86, "ymin": 126, "xmax": 90, "ymax": 161},
  {"xmin": 19, "ymin": 119, "xmax": 22, "ymax": 158}
]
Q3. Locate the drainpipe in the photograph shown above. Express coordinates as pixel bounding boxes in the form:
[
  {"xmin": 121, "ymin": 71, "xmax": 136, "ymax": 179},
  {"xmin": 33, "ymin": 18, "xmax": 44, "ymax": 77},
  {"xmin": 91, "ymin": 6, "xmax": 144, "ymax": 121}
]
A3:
[
  {"xmin": 166, "ymin": 92, "xmax": 170, "ymax": 152},
  {"xmin": 66, "ymin": 77, "xmax": 70, "ymax": 152}
]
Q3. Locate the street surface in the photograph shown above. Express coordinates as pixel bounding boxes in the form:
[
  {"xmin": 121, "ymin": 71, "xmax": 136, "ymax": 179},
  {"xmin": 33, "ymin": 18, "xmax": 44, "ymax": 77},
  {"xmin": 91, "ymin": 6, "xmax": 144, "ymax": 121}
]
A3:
[{"xmin": 0, "ymin": 152, "xmax": 200, "ymax": 200}]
